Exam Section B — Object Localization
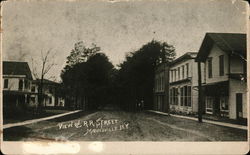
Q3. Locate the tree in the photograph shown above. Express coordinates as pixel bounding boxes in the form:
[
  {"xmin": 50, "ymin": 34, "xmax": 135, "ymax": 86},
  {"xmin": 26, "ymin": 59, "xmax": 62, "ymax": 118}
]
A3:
[
  {"xmin": 31, "ymin": 48, "xmax": 57, "ymax": 113},
  {"xmin": 65, "ymin": 41, "xmax": 100, "ymax": 67},
  {"xmin": 61, "ymin": 42, "xmax": 114, "ymax": 110},
  {"xmin": 116, "ymin": 40, "xmax": 176, "ymax": 111}
]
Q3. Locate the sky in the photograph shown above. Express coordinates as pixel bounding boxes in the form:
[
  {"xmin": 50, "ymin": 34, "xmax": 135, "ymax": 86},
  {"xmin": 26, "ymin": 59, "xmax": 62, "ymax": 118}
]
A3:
[{"xmin": 2, "ymin": 0, "xmax": 248, "ymax": 81}]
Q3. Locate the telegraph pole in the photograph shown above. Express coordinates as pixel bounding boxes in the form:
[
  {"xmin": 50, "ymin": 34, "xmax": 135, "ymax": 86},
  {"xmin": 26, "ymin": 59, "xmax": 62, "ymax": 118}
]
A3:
[{"xmin": 197, "ymin": 61, "xmax": 203, "ymax": 123}]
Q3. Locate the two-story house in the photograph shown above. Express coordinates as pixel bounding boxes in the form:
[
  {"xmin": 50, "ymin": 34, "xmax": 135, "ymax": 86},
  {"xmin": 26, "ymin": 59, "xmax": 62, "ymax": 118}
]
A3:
[
  {"xmin": 3, "ymin": 61, "xmax": 36, "ymax": 114},
  {"xmin": 32, "ymin": 79, "xmax": 65, "ymax": 108},
  {"xmin": 195, "ymin": 33, "xmax": 247, "ymax": 121},
  {"xmin": 154, "ymin": 63, "xmax": 169, "ymax": 112},
  {"xmin": 169, "ymin": 52, "xmax": 202, "ymax": 114}
]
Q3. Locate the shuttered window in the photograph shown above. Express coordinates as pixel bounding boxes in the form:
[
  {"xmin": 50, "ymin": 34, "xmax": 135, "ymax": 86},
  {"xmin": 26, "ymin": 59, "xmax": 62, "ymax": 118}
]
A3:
[{"xmin": 219, "ymin": 55, "xmax": 224, "ymax": 76}]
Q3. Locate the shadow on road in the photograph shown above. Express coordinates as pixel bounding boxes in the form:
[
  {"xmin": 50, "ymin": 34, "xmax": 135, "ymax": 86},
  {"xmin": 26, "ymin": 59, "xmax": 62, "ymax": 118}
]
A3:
[{"xmin": 3, "ymin": 126, "xmax": 34, "ymax": 141}]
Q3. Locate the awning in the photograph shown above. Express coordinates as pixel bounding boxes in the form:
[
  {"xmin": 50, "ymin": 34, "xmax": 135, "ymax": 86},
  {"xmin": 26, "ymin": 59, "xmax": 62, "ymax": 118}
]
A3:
[{"xmin": 202, "ymin": 81, "xmax": 229, "ymax": 96}]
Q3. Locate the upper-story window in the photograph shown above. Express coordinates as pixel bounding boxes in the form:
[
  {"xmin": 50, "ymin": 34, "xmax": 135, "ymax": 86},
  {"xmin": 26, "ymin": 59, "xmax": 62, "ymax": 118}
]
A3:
[
  {"xmin": 4, "ymin": 79, "xmax": 8, "ymax": 89},
  {"xmin": 186, "ymin": 63, "xmax": 189, "ymax": 78},
  {"xmin": 174, "ymin": 69, "xmax": 177, "ymax": 81},
  {"xmin": 24, "ymin": 80, "xmax": 29, "ymax": 89},
  {"xmin": 208, "ymin": 57, "xmax": 213, "ymax": 78},
  {"xmin": 19, "ymin": 79, "xmax": 23, "ymax": 91},
  {"xmin": 177, "ymin": 67, "xmax": 180, "ymax": 80},
  {"xmin": 219, "ymin": 55, "xmax": 224, "ymax": 76},
  {"xmin": 170, "ymin": 70, "xmax": 173, "ymax": 82},
  {"xmin": 31, "ymin": 86, "xmax": 36, "ymax": 92},
  {"xmin": 182, "ymin": 65, "xmax": 185, "ymax": 79}
]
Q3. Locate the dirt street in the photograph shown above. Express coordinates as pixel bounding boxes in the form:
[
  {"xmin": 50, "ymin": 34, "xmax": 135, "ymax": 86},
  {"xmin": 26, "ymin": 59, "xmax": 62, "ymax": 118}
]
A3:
[{"xmin": 3, "ymin": 110, "xmax": 247, "ymax": 141}]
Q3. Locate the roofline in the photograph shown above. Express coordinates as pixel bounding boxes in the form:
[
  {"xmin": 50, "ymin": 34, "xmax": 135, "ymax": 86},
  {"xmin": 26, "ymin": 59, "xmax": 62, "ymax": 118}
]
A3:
[
  {"xmin": 170, "ymin": 52, "xmax": 197, "ymax": 66},
  {"xmin": 195, "ymin": 32, "xmax": 246, "ymax": 62}
]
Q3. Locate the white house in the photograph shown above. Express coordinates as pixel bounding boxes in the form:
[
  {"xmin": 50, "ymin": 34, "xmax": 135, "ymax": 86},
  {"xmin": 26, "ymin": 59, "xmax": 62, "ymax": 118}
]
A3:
[
  {"xmin": 32, "ymin": 79, "xmax": 65, "ymax": 108},
  {"xmin": 195, "ymin": 33, "xmax": 247, "ymax": 121},
  {"xmin": 169, "ymin": 52, "xmax": 203, "ymax": 114},
  {"xmin": 3, "ymin": 61, "xmax": 36, "ymax": 113}
]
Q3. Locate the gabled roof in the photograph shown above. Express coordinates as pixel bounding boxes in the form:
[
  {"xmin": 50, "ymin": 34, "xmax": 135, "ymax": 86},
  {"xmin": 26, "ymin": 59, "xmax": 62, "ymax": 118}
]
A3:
[
  {"xmin": 3, "ymin": 61, "xmax": 33, "ymax": 80},
  {"xmin": 195, "ymin": 33, "xmax": 246, "ymax": 62},
  {"xmin": 170, "ymin": 52, "xmax": 197, "ymax": 66}
]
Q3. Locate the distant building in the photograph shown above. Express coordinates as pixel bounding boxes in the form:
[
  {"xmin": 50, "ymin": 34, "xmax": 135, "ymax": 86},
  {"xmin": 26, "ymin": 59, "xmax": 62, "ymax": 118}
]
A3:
[
  {"xmin": 32, "ymin": 79, "xmax": 65, "ymax": 108},
  {"xmin": 153, "ymin": 63, "xmax": 169, "ymax": 112},
  {"xmin": 169, "ymin": 52, "xmax": 201, "ymax": 114},
  {"xmin": 196, "ymin": 33, "xmax": 247, "ymax": 121},
  {"xmin": 3, "ymin": 61, "xmax": 36, "ymax": 113}
]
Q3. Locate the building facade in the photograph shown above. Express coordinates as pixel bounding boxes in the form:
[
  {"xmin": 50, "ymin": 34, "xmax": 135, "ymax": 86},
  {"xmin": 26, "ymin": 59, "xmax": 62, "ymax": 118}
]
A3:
[
  {"xmin": 153, "ymin": 63, "xmax": 169, "ymax": 112},
  {"xmin": 3, "ymin": 61, "xmax": 36, "ymax": 114},
  {"xmin": 196, "ymin": 33, "xmax": 247, "ymax": 121},
  {"xmin": 32, "ymin": 79, "xmax": 65, "ymax": 108},
  {"xmin": 169, "ymin": 52, "xmax": 201, "ymax": 114}
]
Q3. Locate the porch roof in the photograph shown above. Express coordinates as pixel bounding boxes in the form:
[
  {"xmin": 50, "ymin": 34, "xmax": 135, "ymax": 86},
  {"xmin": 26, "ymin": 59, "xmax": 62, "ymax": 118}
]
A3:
[{"xmin": 202, "ymin": 81, "xmax": 229, "ymax": 96}]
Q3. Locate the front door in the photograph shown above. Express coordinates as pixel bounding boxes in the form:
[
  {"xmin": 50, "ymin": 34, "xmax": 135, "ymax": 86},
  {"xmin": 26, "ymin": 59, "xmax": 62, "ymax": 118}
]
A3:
[{"xmin": 236, "ymin": 93, "xmax": 243, "ymax": 119}]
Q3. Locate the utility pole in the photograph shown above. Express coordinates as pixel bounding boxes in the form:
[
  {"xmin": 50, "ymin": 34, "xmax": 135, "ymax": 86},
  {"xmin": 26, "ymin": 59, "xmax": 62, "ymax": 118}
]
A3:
[{"xmin": 197, "ymin": 61, "xmax": 203, "ymax": 123}]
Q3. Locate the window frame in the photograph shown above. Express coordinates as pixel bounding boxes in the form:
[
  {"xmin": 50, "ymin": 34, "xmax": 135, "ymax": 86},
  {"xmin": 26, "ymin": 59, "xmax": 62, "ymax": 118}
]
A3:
[
  {"xmin": 18, "ymin": 79, "xmax": 24, "ymax": 91},
  {"xmin": 4, "ymin": 79, "xmax": 8, "ymax": 89},
  {"xmin": 208, "ymin": 57, "xmax": 213, "ymax": 78},
  {"xmin": 186, "ymin": 63, "xmax": 189, "ymax": 78},
  {"xmin": 219, "ymin": 55, "xmax": 224, "ymax": 76}
]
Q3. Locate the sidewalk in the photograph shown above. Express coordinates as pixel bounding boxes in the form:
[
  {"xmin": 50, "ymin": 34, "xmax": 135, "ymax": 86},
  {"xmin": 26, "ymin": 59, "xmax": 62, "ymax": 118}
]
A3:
[
  {"xmin": 3, "ymin": 110, "xmax": 82, "ymax": 129},
  {"xmin": 148, "ymin": 110, "xmax": 248, "ymax": 130}
]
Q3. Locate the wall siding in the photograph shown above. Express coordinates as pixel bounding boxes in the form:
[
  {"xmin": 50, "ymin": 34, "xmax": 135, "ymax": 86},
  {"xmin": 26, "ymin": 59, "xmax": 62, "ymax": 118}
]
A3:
[{"xmin": 205, "ymin": 44, "xmax": 229, "ymax": 84}]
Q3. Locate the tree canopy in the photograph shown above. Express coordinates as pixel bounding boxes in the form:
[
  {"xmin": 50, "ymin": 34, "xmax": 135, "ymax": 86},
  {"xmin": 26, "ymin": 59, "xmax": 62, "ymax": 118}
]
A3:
[{"xmin": 61, "ymin": 40, "xmax": 176, "ymax": 111}]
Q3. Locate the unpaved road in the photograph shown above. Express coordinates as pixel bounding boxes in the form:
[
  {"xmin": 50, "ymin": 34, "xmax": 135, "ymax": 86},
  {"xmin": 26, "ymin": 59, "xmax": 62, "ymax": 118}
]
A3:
[{"xmin": 3, "ymin": 110, "xmax": 247, "ymax": 141}]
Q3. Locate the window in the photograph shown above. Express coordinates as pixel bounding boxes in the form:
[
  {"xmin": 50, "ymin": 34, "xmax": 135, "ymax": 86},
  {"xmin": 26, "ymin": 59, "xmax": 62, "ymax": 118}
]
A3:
[
  {"xmin": 169, "ymin": 88, "xmax": 173, "ymax": 104},
  {"xmin": 170, "ymin": 88, "xmax": 178, "ymax": 105},
  {"xmin": 24, "ymin": 80, "xmax": 28, "ymax": 89},
  {"xmin": 177, "ymin": 67, "xmax": 180, "ymax": 80},
  {"xmin": 208, "ymin": 58, "xmax": 213, "ymax": 78},
  {"xmin": 174, "ymin": 88, "xmax": 179, "ymax": 105},
  {"xmin": 19, "ymin": 79, "xmax": 23, "ymax": 90},
  {"xmin": 174, "ymin": 69, "xmax": 176, "ymax": 82},
  {"xmin": 220, "ymin": 97, "xmax": 228, "ymax": 111},
  {"xmin": 182, "ymin": 65, "xmax": 185, "ymax": 79},
  {"xmin": 49, "ymin": 97, "xmax": 52, "ymax": 104},
  {"xmin": 184, "ymin": 86, "xmax": 187, "ymax": 106},
  {"xmin": 187, "ymin": 86, "xmax": 191, "ymax": 107},
  {"xmin": 180, "ymin": 87, "xmax": 184, "ymax": 106},
  {"xmin": 219, "ymin": 55, "xmax": 224, "ymax": 76},
  {"xmin": 206, "ymin": 97, "xmax": 213, "ymax": 114},
  {"xmin": 4, "ymin": 79, "xmax": 8, "ymax": 89},
  {"xmin": 186, "ymin": 63, "xmax": 189, "ymax": 78},
  {"xmin": 31, "ymin": 86, "xmax": 36, "ymax": 92},
  {"xmin": 170, "ymin": 70, "xmax": 173, "ymax": 82}
]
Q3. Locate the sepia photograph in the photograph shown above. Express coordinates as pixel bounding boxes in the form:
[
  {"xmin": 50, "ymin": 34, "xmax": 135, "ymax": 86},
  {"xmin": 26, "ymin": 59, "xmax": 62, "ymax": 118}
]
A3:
[{"xmin": 1, "ymin": 0, "xmax": 249, "ymax": 154}]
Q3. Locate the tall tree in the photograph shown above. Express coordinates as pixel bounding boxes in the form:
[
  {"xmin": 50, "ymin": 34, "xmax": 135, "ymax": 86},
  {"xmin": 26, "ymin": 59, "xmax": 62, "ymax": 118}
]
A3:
[
  {"xmin": 116, "ymin": 40, "xmax": 176, "ymax": 111},
  {"xmin": 61, "ymin": 42, "xmax": 115, "ymax": 110},
  {"xmin": 65, "ymin": 41, "xmax": 100, "ymax": 67},
  {"xmin": 31, "ymin": 48, "xmax": 57, "ymax": 113}
]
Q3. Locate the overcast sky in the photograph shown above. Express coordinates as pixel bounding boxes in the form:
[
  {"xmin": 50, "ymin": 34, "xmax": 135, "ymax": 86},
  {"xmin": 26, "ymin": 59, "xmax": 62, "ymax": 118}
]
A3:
[{"xmin": 2, "ymin": 0, "xmax": 248, "ymax": 81}]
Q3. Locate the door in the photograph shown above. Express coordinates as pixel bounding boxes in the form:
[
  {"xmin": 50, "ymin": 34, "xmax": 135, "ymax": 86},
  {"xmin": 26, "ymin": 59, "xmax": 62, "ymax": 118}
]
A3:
[{"xmin": 236, "ymin": 93, "xmax": 243, "ymax": 119}]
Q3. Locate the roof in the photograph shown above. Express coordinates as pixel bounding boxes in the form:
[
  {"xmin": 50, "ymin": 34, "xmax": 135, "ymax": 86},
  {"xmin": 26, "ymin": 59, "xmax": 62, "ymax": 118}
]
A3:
[
  {"xmin": 3, "ymin": 61, "xmax": 33, "ymax": 80},
  {"xmin": 170, "ymin": 52, "xmax": 197, "ymax": 66},
  {"xmin": 196, "ymin": 33, "xmax": 246, "ymax": 62}
]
